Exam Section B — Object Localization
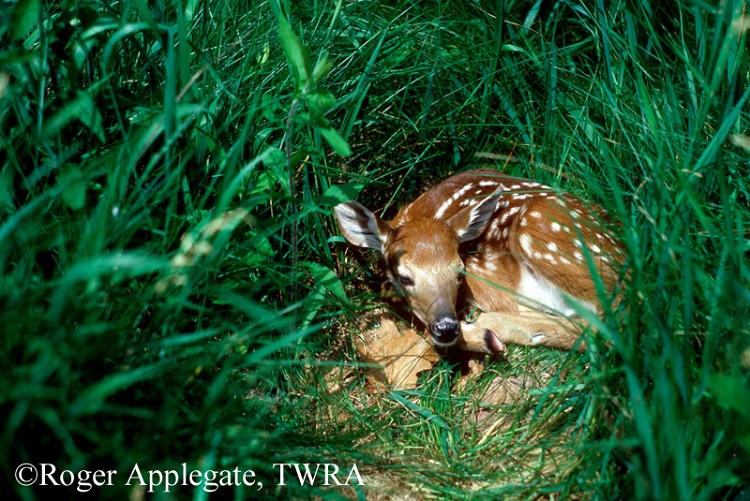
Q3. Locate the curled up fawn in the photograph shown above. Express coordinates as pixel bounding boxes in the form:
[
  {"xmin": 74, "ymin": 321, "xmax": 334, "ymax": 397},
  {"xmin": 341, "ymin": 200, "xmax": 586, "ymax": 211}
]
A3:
[{"xmin": 334, "ymin": 169, "xmax": 625, "ymax": 356}]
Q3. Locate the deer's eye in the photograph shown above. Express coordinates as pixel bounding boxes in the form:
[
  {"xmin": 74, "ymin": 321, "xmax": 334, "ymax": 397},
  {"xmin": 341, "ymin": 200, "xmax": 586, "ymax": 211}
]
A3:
[{"xmin": 397, "ymin": 274, "xmax": 414, "ymax": 287}]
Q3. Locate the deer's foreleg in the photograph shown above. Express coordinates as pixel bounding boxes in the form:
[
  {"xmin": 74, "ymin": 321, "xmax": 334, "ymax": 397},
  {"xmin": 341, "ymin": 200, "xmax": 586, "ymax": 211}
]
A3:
[{"xmin": 460, "ymin": 307, "xmax": 588, "ymax": 352}]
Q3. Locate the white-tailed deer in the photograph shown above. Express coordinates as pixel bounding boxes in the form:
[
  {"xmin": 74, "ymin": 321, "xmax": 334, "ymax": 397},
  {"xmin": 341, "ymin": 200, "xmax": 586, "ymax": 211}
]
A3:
[{"xmin": 334, "ymin": 169, "xmax": 625, "ymax": 354}]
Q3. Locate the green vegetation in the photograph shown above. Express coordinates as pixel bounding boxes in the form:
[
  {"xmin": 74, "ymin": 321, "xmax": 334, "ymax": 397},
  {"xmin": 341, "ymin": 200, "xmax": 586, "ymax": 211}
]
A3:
[{"xmin": 2, "ymin": 0, "xmax": 748, "ymax": 499}]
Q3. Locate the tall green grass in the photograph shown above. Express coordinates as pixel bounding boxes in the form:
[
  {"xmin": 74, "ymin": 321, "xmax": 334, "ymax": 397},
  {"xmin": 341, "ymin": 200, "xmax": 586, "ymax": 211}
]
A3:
[{"xmin": 1, "ymin": 0, "xmax": 748, "ymax": 499}]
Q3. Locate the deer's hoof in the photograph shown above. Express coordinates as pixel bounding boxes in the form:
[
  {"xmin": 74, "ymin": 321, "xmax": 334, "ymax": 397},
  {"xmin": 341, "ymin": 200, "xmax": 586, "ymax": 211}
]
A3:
[{"xmin": 459, "ymin": 321, "xmax": 506, "ymax": 355}]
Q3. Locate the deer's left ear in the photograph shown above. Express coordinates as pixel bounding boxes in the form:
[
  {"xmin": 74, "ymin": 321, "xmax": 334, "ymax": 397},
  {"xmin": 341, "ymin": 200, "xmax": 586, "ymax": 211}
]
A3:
[
  {"xmin": 447, "ymin": 191, "xmax": 505, "ymax": 243},
  {"xmin": 334, "ymin": 200, "xmax": 393, "ymax": 253}
]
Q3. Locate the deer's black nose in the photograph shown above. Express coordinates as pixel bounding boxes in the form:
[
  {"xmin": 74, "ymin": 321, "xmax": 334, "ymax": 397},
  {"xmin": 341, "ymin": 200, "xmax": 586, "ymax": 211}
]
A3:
[{"xmin": 430, "ymin": 317, "xmax": 460, "ymax": 346}]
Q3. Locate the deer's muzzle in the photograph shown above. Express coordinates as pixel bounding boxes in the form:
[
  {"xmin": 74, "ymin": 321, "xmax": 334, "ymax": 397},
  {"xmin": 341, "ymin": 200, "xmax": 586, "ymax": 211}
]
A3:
[{"xmin": 429, "ymin": 316, "xmax": 460, "ymax": 346}]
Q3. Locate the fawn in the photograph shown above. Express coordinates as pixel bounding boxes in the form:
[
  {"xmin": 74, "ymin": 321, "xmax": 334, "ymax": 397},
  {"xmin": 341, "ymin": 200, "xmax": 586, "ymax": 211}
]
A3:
[{"xmin": 334, "ymin": 169, "xmax": 625, "ymax": 354}]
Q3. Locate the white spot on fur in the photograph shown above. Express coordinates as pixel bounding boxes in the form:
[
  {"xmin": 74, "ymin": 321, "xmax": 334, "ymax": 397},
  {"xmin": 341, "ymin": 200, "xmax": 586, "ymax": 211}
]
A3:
[
  {"xmin": 519, "ymin": 234, "xmax": 533, "ymax": 255},
  {"xmin": 547, "ymin": 242, "xmax": 558, "ymax": 252},
  {"xmin": 489, "ymin": 226, "xmax": 503, "ymax": 240},
  {"xmin": 435, "ymin": 183, "xmax": 475, "ymax": 219},
  {"xmin": 471, "ymin": 264, "xmax": 486, "ymax": 275},
  {"xmin": 500, "ymin": 206, "xmax": 520, "ymax": 224},
  {"xmin": 551, "ymin": 222, "xmax": 561, "ymax": 232}
]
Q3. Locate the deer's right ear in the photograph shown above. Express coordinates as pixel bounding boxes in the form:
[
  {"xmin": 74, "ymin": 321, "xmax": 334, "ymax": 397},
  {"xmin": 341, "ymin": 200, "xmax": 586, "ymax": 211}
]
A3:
[
  {"xmin": 448, "ymin": 190, "xmax": 505, "ymax": 243},
  {"xmin": 333, "ymin": 201, "xmax": 392, "ymax": 253}
]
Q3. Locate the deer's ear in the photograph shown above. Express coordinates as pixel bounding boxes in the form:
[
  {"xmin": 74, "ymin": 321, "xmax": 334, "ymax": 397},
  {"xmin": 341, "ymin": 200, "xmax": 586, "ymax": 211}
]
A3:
[
  {"xmin": 334, "ymin": 201, "xmax": 392, "ymax": 253},
  {"xmin": 447, "ymin": 191, "xmax": 505, "ymax": 243}
]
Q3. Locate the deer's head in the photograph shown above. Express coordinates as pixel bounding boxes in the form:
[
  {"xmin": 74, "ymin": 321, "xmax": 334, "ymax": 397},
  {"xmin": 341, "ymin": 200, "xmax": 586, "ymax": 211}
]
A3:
[{"xmin": 334, "ymin": 191, "xmax": 503, "ymax": 347}]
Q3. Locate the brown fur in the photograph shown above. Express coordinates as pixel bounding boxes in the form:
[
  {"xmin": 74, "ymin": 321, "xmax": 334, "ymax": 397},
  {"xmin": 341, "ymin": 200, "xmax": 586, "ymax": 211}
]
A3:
[{"xmin": 334, "ymin": 169, "xmax": 625, "ymax": 352}]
